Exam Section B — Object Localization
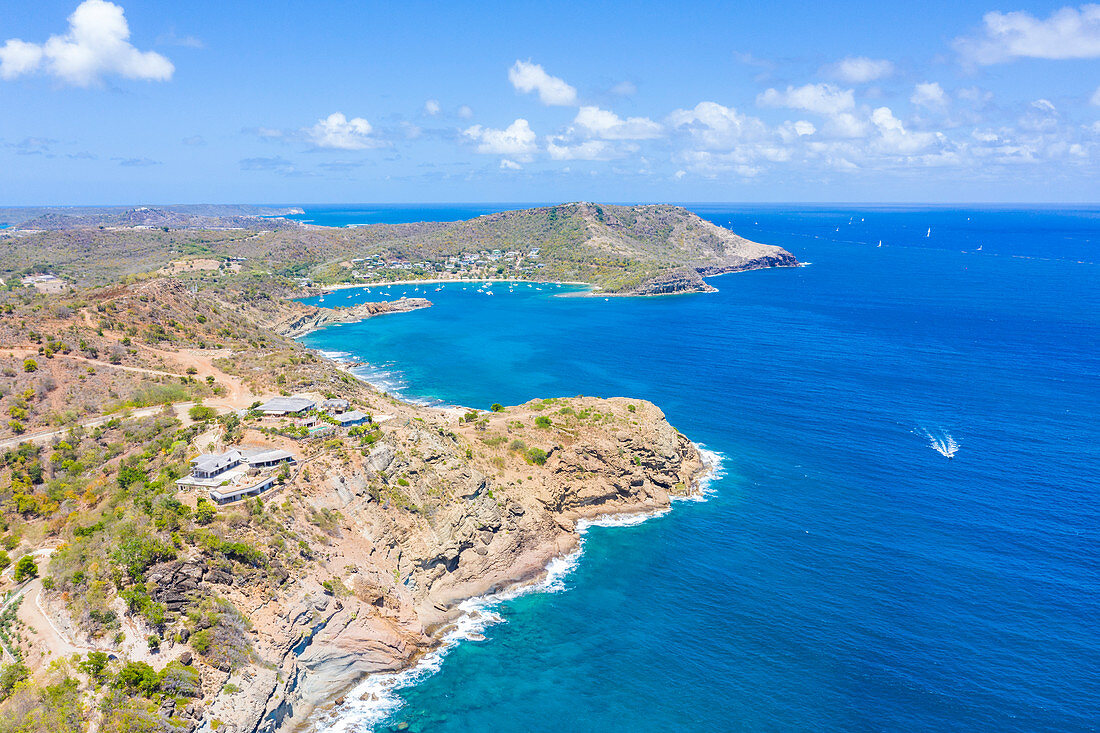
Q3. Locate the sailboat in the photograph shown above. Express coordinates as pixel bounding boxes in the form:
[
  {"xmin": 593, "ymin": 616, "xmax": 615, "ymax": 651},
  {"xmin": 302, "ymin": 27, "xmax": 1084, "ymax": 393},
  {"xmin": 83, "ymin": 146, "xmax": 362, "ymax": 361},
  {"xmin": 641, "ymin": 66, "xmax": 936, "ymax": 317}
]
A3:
[
  {"xmin": 877, "ymin": 241, "xmax": 882, "ymax": 248},
  {"xmin": 977, "ymin": 244, "xmax": 982, "ymax": 251},
  {"xmin": 926, "ymin": 228, "xmax": 931, "ymax": 238}
]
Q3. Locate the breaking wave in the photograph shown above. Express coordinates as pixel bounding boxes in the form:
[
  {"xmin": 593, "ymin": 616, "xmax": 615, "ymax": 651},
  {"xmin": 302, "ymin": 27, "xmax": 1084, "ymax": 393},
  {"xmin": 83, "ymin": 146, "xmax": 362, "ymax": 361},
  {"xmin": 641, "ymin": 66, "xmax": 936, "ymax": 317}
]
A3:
[{"xmin": 322, "ymin": 447, "xmax": 726, "ymax": 731}]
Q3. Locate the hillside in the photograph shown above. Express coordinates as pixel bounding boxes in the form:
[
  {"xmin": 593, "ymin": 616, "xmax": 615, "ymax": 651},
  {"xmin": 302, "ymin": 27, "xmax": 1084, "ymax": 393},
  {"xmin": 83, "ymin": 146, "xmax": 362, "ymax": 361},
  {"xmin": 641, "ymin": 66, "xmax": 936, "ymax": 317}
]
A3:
[
  {"xmin": 0, "ymin": 203, "xmax": 797, "ymax": 295},
  {"xmin": 0, "ymin": 277, "xmax": 707, "ymax": 733},
  {"xmin": 0, "ymin": 205, "xmax": 304, "ymax": 230}
]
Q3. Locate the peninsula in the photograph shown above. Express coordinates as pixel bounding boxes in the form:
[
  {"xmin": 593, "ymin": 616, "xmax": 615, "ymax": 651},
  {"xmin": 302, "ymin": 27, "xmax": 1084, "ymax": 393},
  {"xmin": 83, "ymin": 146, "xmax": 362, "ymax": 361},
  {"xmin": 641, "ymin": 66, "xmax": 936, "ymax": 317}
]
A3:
[{"xmin": 0, "ymin": 204, "xmax": 783, "ymax": 732}]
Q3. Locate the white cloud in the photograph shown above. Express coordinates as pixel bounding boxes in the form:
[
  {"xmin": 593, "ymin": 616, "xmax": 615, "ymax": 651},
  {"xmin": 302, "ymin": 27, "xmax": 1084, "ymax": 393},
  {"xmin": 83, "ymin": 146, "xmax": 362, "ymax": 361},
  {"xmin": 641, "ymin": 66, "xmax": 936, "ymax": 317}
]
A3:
[
  {"xmin": 668, "ymin": 101, "xmax": 767, "ymax": 149},
  {"xmin": 611, "ymin": 80, "xmax": 637, "ymax": 96},
  {"xmin": 308, "ymin": 112, "xmax": 374, "ymax": 150},
  {"xmin": 0, "ymin": 0, "xmax": 173, "ymax": 86},
  {"xmin": 573, "ymin": 106, "xmax": 662, "ymax": 140},
  {"xmin": 911, "ymin": 82, "xmax": 948, "ymax": 109},
  {"xmin": 1090, "ymin": 85, "xmax": 1100, "ymax": 105},
  {"xmin": 829, "ymin": 56, "xmax": 895, "ymax": 83},
  {"xmin": 871, "ymin": 106, "xmax": 939, "ymax": 154},
  {"xmin": 464, "ymin": 119, "xmax": 538, "ymax": 158},
  {"xmin": 500, "ymin": 158, "xmax": 522, "ymax": 170},
  {"xmin": 424, "ymin": 99, "xmax": 441, "ymax": 115},
  {"xmin": 827, "ymin": 113, "xmax": 870, "ymax": 138},
  {"xmin": 757, "ymin": 83, "xmax": 855, "ymax": 115},
  {"xmin": 457, "ymin": 105, "xmax": 474, "ymax": 119},
  {"xmin": 956, "ymin": 4, "xmax": 1100, "ymax": 64},
  {"xmin": 778, "ymin": 120, "xmax": 817, "ymax": 142},
  {"xmin": 0, "ymin": 40, "xmax": 42, "ymax": 80},
  {"xmin": 547, "ymin": 139, "xmax": 610, "ymax": 160},
  {"xmin": 508, "ymin": 60, "xmax": 577, "ymax": 106}
]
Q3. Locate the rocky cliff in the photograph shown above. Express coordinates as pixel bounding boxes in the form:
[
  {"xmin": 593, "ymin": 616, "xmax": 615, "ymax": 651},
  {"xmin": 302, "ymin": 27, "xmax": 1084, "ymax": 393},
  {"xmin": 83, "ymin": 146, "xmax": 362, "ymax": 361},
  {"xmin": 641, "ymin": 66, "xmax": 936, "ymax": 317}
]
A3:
[
  {"xmin": 159, "ymin": 395, "xmax": 706, "ymax": 733},
  {"xmin": 264, "ymin": 298, "xmax": 432, "ymax": 338}
]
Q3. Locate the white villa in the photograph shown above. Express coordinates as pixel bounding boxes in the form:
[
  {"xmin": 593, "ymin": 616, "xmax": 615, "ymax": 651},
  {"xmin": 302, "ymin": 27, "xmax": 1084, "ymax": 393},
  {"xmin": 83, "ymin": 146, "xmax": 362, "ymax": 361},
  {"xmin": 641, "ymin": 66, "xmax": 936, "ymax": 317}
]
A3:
[
  {"xmin": 176, "ymin": 447, "xmax": 296, "ymax": 504},
  {"xmin": 257, "ymin": 396, "xmax": 316, "ymax": 416}
]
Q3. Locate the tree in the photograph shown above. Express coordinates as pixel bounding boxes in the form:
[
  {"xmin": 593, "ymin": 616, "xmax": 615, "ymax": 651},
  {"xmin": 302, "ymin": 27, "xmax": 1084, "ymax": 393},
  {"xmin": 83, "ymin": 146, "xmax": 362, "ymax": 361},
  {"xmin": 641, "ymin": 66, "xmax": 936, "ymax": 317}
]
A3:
[
  {"xmin": 13, "ymin": 554, "xmax": 37, "ymax": 582},
  {"xmin": 194, "ymin": 498, "xmax": 216, "ymax": 525},
  {"xmin": 115, "ymin": 661, "xmax": 160, "ymax": 695},
  {"xmin": 490, "ymin": 403, "xmax": 504, "ymax": 412},
  {"xmin": 22, "ymin": 359, "xmax": 36, "ymax": 373},
  {"xmin": 78, "ymin": 651, "xmax": 109, "ymax": 682},
  {"xmin": 534, "ymin": 416, "xmax": 552, "ymax": 429},
  {"xmin": 0, "ymin": 662, "xmax": 28, "ymax": 701}
]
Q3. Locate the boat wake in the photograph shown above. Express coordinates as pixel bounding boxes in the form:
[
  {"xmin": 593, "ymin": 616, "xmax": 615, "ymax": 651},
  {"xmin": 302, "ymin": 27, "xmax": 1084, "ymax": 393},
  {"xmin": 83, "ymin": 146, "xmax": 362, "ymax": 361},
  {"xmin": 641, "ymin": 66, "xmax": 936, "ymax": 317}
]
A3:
[
  {"xmin": 918, "ymin": 428, "xmax": 959, "ymax": 458},
  {"xmin": 322, "ymin": 447, "xmax": 726, "ymax": 732}
]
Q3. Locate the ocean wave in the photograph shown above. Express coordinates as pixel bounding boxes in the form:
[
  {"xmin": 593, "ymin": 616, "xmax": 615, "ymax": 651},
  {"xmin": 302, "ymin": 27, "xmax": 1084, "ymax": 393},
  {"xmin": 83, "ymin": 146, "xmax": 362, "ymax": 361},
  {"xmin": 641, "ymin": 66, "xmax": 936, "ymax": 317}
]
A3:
[
  {"xmin": 674, "ymin": 443, "xmax": 725, "ymax": 503},
  {"xmin": 345, "ymin": 362, "xmax": 451, "ymax": 408},
  {"xmin": 323, "ymin": 547, "xmax": 584, "ymax": 732},
  {"xmin": 323, "ymin": 448, "xmax": 725, "ymax": 731}
]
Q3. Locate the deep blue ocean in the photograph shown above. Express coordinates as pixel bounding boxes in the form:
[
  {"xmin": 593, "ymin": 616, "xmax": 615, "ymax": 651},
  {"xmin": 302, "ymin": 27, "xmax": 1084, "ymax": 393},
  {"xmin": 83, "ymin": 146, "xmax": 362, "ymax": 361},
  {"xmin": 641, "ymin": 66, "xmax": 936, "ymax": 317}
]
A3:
[{"xmin": 296, "ymin": 204, "xmax": 1099, "ymax": 732}]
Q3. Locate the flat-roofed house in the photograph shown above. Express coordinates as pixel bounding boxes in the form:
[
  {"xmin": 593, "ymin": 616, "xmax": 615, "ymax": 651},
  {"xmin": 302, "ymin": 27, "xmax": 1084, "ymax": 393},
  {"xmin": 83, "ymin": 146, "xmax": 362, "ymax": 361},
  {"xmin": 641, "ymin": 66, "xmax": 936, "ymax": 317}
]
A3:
[
  {"xmin": 176, "ymin": 446, "xmax": 297, "ymax": 505},
  {"xmin": 258, "ymin": 397, "xmax": 316, "ymax": 416},
  {"xmin": 244, "ymin": 448, "xmax": 295, "ymax": 470},
  {"xmin": 333, "ymin": 410, "xmax": 370, "ymax": 427}
]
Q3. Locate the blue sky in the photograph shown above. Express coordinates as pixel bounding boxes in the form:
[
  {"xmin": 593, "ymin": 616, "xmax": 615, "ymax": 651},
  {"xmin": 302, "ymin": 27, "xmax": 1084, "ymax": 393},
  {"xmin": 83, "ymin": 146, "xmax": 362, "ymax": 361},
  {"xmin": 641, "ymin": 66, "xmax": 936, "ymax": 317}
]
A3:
[{"xmin": 1, "ymin": 0, "xmax": 1099, "ymax": 204}]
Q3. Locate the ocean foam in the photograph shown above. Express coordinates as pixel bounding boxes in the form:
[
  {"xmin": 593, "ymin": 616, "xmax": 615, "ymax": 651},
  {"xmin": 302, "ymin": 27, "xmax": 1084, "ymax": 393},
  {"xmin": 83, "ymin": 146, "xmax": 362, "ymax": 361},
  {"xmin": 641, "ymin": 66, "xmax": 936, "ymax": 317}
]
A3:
[
  {"xmin": 323, "ymin": 444, "xmax": 726, "ymax": 731},
  {"xmin": 917, "ymin": 427, "xmax": 960, "ymax": 458}
]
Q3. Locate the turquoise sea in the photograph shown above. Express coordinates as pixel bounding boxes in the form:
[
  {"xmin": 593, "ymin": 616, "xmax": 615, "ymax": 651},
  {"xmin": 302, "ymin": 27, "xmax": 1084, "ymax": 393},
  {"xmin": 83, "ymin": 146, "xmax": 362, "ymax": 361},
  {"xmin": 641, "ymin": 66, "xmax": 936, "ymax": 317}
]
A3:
[{"xmin": 297, "ymin": 205, "xmax": 1099, "ymax": 732}]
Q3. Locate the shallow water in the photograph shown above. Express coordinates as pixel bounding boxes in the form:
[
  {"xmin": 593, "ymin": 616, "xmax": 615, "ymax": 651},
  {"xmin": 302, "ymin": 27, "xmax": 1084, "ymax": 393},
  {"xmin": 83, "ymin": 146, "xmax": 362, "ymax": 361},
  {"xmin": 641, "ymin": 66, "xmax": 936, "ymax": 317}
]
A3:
[{"xmin": 299, "ymin": 205, "xmax": 1100, "ymax": 732}]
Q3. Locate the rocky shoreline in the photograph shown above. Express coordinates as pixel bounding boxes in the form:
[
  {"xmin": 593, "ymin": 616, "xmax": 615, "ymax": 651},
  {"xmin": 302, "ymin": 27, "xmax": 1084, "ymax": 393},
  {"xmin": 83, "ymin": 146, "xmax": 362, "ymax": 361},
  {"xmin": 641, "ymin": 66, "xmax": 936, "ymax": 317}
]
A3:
[
  {"xmin": 269, "ymin": 395, "xmax": 710, "ymax": 733},
  {"xmin": 267, "ymin": 298, "xmax": 433, "ymax": 338}
]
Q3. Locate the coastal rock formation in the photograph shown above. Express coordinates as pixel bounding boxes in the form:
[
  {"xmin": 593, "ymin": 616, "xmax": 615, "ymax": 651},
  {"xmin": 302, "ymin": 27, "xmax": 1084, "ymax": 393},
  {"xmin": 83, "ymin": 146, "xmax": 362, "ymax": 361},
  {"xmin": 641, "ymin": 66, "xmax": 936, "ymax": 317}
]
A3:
[
  {"xmin": 266, "ymin": 298, "xmax": 432, "ymax": 338},
  {"xmin": 236, "ymin": 396, "xmax": 705, "ymax": 732}
]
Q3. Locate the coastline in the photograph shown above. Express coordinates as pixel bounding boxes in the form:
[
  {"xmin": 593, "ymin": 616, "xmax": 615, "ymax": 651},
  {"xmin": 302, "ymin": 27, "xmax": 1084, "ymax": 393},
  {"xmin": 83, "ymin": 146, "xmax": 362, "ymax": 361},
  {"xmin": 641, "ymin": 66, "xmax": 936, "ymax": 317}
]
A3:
[
  {"xmin": 296, "ymin": 413, "xmax": 723, "ymax": 733},
  {"xmin": 305, "ymin": 278, "xmax": 593, "ymax": 293},
  {"xmin": 279, "ymin": 329, "xmax": 718, "ymax": 732}
]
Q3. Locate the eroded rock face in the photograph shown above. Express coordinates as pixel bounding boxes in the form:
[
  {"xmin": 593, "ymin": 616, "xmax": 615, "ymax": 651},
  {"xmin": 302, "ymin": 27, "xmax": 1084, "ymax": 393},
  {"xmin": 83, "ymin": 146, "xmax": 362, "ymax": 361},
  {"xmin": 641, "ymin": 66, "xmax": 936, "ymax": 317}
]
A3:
[
  {"xmin": 137, "ymin": 396, "xmax": 704, "ymax": 733},
  {"xmin": 267, "ymin": 299, "xmax": 432, "ymax": 339}
]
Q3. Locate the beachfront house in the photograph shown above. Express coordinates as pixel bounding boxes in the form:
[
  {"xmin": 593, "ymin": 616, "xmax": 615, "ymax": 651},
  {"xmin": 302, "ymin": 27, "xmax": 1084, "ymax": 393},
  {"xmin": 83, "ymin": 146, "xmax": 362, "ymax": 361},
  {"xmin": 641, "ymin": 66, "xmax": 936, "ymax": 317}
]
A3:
[
  {"xmin": 333, "ymin": 410, "xmax": 370, "ymax": 427},
  {"xmin": 257, "ymin": 396, "xmax": 316, "ymax": 416}
]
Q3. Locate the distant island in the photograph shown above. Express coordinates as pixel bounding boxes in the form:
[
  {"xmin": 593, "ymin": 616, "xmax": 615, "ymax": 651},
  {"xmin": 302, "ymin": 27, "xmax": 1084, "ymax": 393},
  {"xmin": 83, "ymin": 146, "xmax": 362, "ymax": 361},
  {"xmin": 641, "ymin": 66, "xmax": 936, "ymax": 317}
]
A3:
[
  {"xmin": 0, "ymin": 204, "xmax": 791, "ymax": 732},
  {"xmin": 0, "ymin": 202, "xmax": 797, "ymax": 296}
]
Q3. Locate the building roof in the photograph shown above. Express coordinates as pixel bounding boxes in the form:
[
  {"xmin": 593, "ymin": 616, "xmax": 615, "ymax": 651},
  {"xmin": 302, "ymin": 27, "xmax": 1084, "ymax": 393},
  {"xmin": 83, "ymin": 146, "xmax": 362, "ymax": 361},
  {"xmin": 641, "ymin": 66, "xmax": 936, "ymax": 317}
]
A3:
[
  {"xmin": 191, "ymin": 449, "xmax": 242, "ymax": 475},
  {"xmin": 245, "ymin": 448, "xmax": 295, "ymax": 464},
  {"xmin": 334, "ymin": 410, "xmax": 369, "ymax": 425},
  {"xmin": 322, "ymin": 398, "xmax": 350, "ymax": 408},
  {"xmin": 258, "ymin": 397, "xmax": 316, "ymax": 413}
]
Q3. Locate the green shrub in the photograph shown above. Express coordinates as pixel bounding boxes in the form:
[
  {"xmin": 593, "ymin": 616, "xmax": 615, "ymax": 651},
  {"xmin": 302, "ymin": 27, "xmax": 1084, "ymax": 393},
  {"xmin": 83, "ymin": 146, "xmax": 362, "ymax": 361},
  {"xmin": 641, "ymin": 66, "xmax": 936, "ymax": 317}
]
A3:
[
  {"xmin": 526, "ymin": 448, "xmax": 549, "ymax": 466},
  {"xmin": 194, "ymin": 498, "xmax": 216, "ymax": 525},
  {"xmin": 78, "ymin": 651, "xmax": 109, "ymax": 682},
  {"xmin": 188, "ymin": 405, "xmax": 218, "ymax": 421},
  {"xmin": 490, "ymin": 403, "xmax": 504, "ymax": 412},
  {"xmin": 0, "ymin": 662, "xmax": 28, "ymax": 701},
  {"xmin": 115, "ymin": 661, "xmax": 160, "ymax": 695},
  {"xmin": 13, "ymin": 555, "xmax": 37, "ymax": 582},
  {"xmin": 22, "ymin": 359, "xmax": 37, "ymax": 373},
  {"xmin": 534, "ymin": 416, "xmax": 552, "ymax": 429}
]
